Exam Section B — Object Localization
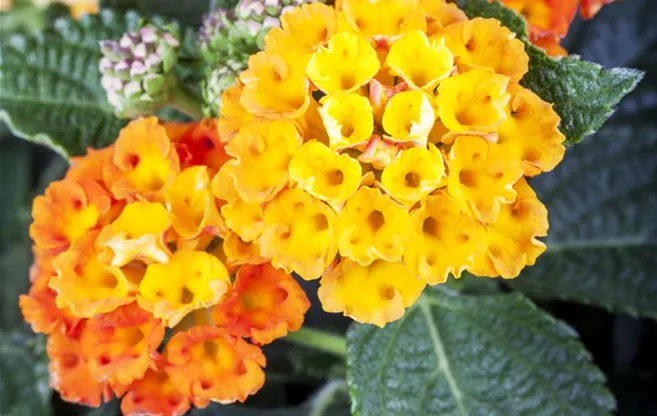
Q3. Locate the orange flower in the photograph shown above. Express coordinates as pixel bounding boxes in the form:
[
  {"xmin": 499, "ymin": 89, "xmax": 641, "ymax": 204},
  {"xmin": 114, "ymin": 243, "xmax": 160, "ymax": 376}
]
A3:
[
  {"xmin": 173, "ymin": 119, "xmax": 230, "ymax": 170},
  {"xmin": 47, "ymin": 328, "xmax": 113, "ymax": 407},
  {"xmin": 30, "ymin": 178, "xmax": 112, "ymax": 253},
  {"xmin": 121, "ymin": 362, "xmax": 191, "ymax": 416},
  {"xmin": 165, "ymin": 326, "xmax": 266, "ymax": 407},
  {"xmin": 67, "ymin": 147, "xmax": 114, "ymax": 187},
  {"xmin": 19, "ymin": 271, "xmax": 82, "ymax": 335},
  {"xmin": 212, "ymin": 264, "xmax": 310, "ymax": 345},
  {"xmin": 81, "ymin": 302, "xmax": 164, "ymax": 386},
  {"xmin": 104, "ymin": 117, "xmax": 180, "ymax": 201}
]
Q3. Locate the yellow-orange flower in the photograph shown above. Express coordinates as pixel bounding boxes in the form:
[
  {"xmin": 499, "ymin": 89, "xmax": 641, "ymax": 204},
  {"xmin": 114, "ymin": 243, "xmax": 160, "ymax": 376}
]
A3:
[
  {"xmin": 442, "ymin": 18, "xmax": 529, "ymax": 83},
  {"xmin": 380, "ymin": 145, "xmax": 445, "ymax": 207},
  {"xmin": 306, "ymin": 31, "xmax": 380, "ymax": 94},
  {"xmin": 260, "ymin": 188, "xmax": 338, "ymax": 280},
  {"xmin": 319, "ymin": 93, "xmax": 374, "ymax": 149},
  {"xmin": 165, "ymin": 326, "xmax": 266, "ymax": 406},
  {"xmin": 497, "ymin": 84, "xmax": 566, "ymax": 176},
  {"xmin": 81, "ymin": 302, "xmax": 164, "ymax": 386},
  {"xmin": 222, "ymin": 231, "xmax": 268, "ymax": 269},
  {"xmin": 447, "ymin": 135, "xmax": 524, "ymax": 223},
  {"xmin": 265, "ymin": 3, "xmax": 338, "ymax": 55},
  {"xmin": 165, "ymin": 166, "xmax": 225, "ymax": 240},
  {"xmin": 30, "ymin": 178, "xmax": 111, "ymax": 253},
  {"xmin": 50, "ymin": 234, "xmax": 132, "ymax": 318},
  {"xmin": 221, "ymin": 119, "xmax": 302, "ymax": 204},
  {"xmin": 382, "ymin": 90, "xmax": 436, "ymax": 146},
  {"xmin": 318, "ymin": 259, "xmax": 425, "ymax": 327},
  {"xmin": 404, "ymin": 192, "xmax": 485, "ymax": 284},
  {"xmin": 139, "ymin": 250, "xmax": 230, "ymax": 327},
  {"xmin": 419, "ymin": 0, "xmax": 467, "ymax": 36},
  {"xmin": 437, "ymin": 68, "xmax": 510, "ymax": 134},
  {"xmin": 96, "ymin": 201, "xmax": 172, "ymax": 268},
  {"xmin": 289, "ymin": 140, "xmax": 363, "ymax": 208},
  {"xmin": 471, "ymin": 178, "xmax": 548, "ymax": 278},
  {"xmin": 104, "ymin": 117, "xmax": 180, "ymax": 201},
  {"xmin": 337, "ymin": 186, "xmax": 410, "ymax": 265},
  {"xmin": 340, "ymin": 0, "xmax": 426, "ymax": 37},
  {"xmin": 212, "ymin": 167, "xmax": 265, "ymax": 242},
  {"xmin": 240, "ymin": 50, "xmax": 311, "ymax": 118},
  {"xmin": 386, "ymin": 30, "xmax": 454, "ymax": 90},
  {"xmin": 216, "ymin": 82, "xmax": 255, "ymax": 140},
  {"xmin": 212, "ymin": 264, "xmax": 310, "ymax": 345}
]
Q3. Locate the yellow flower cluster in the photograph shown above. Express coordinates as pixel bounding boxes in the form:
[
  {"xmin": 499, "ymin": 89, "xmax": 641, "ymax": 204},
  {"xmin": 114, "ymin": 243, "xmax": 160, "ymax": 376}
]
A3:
[{"xmin": 214, "ymin": 0, "xmax": 566, "ymax": 327}]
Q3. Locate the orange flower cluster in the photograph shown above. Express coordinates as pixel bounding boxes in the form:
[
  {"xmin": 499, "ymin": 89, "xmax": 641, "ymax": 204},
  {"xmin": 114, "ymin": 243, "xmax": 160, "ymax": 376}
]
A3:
[
  {"xmin": 499, "ymin": 0, "xmax": 621, "ymax": 56},
  {"xmin": 20, "ymin": 117, "xmax": 310, "ymax": 414}
]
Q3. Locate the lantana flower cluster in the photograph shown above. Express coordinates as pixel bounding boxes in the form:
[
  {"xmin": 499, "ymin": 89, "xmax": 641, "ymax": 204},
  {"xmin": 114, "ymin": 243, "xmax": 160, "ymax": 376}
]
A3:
[
  {"xmin": 20, "ymin": 117, "xmax": 310, "ymax": 414},
  {"xmin": 214, "ymin": 0, "xmax": 566, "ymax": 327}
]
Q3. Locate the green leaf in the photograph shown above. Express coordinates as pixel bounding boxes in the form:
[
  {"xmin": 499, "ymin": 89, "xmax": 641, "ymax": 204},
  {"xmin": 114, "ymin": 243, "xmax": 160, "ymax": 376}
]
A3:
[
  {"xmin": 454, "ymin": 0, "xmax": 643, "ymax": 144},
  {"xmin": 0, "ymin": 10, "xmax": 201, "ymax": 158},
  {"xmin": 347, "ymin": 287, "xmax": 615, "ymax": 416},
  {"xmin": 0, "ymin": 331, "xmax": 50, "ymax": 416},
  {"xmin": 0, "ymin": 11, "xmax": 139, "ymax": 158},
  {"xmin": 510, "ymin": 123, "xmax": 657, "ymax": 318}
]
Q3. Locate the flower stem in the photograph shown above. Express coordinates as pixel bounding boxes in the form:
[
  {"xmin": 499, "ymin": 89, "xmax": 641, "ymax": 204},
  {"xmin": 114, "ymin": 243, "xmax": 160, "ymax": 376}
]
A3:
[
  {"xmin": 284, "ymin": 327, "xmax": 348, "ymax": 358},
  {"xmin": 170, "ymin": 82, "xmax": 204, "ymax": 121}
]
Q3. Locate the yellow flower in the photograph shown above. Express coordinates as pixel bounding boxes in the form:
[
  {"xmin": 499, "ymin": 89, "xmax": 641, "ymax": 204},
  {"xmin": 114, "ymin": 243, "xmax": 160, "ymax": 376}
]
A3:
[
  {"xmin": 165, "ymin": 166, "xmax": 225, "ymax": 240},
  {"xmin": 319, "ymin": 93, "xmax": 374, "ymax": 150},
  {"xmin": 265, "ymin": 3, "xmax": 338, "ymax": 55},
  {"xmin": 497, "ymin": 85, "xmax": 566, "ymax": 176},
  {"xmin": 471, "ymin": 178, "xmax": 548, "ymax": 278},
  {"xmin": 217, "ymin": 82, "xmax": 255, "ymax": 140},
  {"xmin": 380, "ymin": 145, "xmax": 445, "ymax": 207},
  {"xmin": 96, "ymin": 201, "xmax": 172, "ymax": 268},
  {"xmin": 289, "ymin": 141, "xmax": 363, "ymax": 208},
  {"xmin": 338, "ymin": 186, "xmax": 410, "ymax": 265},
  {"xmin": 50, "ymin": 235, "xmax": 132, "ymax": 318},
  {"xmin": 340, "ymin": 0, "xmax": 426, "ymax": 37},
  {"xmin": 306, "ymin": 31, "xmax": 380, "ymax": 94},
  {"xmin": 404, "ymin": 192, "xmax": 485, "ymax": 284},
  {"xmin": 442, "ymin": 18, "xmax": 529, "ymax": 83},
  {"xmin": 211, "ymin": 168, "xmax": 265, "ymax": 242},
  {"xmin": 318, "ymin": 259, "xmax": 425, "ymax": 327},
  {"xmin": 260, "ymin": 189, "xmax": 338, "ymax": 280},
  {"xmin": 222, "ymin": 119, "xmax": 302, "ymax": 204},
  {"xmin": 386, "ymin": 30, "xmax": 454, "ymax": 90},
  {"xmin": 240, "ymin": 50, "xmax": 310, "ymax": 118},
  {"xmin": 436, "ymin": 68, "xmax": 510, "ymax": 133},
  {"xmin": 447, "ymin": 135, "xmax": 524, "ymax": 223},
  {"xmin": 382, "ymin": 90, "xmax": 435, "ymax": 146},
  {"xmin": 419, "ymin": 0, "xmax": 467, "ymax": 37},
  {"xmin": 138, "ymin": 250, "xmax": 230, "ymax": 327}
]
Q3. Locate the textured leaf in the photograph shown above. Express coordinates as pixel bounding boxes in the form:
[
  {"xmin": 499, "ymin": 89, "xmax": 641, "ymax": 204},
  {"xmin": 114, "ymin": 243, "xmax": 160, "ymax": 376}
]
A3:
[
  {"xmin": 0, "ymin": 331, "xmax": 50, "ymax": 416},
  {"xmin": 510, "ymin": 124, "xmax": 657, "ymax": 318},
  {"xmin": 0, "ymin": 10, "xmax": 200, "ymax": 158},
  {"xmin": 347, "ymin": 287, "xmax": 615, "ymax": 416},
  {"xmin": 454, "ymin": 0, "xmax": 643, "ymax": 145}
]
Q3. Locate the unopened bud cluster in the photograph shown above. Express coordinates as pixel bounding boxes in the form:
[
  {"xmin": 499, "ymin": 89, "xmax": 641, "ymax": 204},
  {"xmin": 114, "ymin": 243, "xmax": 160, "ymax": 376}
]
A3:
[{"xmin": 99, "ymin": 25, "xmax": 181, "ymax": 118}]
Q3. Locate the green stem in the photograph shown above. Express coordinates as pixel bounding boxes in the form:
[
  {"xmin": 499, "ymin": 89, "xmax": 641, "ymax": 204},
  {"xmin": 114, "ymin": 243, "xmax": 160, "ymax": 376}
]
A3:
[
  {"xmin": 284, "ymin": 327, "xmax": 348, "ymax": 358},
  {"xmin": 170, "ymin": 82, "xmax": 204, "ymax": 121}
]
